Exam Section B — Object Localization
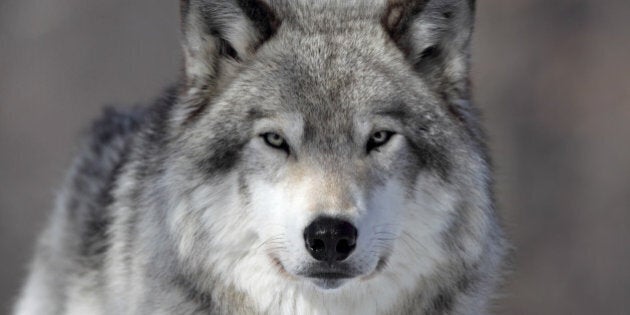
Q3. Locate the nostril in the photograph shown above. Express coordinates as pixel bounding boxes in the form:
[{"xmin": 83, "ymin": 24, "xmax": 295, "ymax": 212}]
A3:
[
  {"xmin": 335, "ymin": 239, "xmax": 355, "ymax": 256},
  {"xmin": 310, "ymin": 239, "xmax": 325, "ymax": 253}
]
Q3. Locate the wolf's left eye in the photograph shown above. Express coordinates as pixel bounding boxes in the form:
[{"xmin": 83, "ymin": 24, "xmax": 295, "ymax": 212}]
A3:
[
  {"xmin": 261, "ymin": 132, "xmax": 290, "ymax": 154},
  {"xmin": 366, "ymin": 131, "xmax": 395, "ymax": 153}
]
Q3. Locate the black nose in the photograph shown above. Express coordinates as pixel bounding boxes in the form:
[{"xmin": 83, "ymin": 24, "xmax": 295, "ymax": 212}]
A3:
[{"xmin": 304, "ymin": 217, "xmax": 358, "ymax": 263}]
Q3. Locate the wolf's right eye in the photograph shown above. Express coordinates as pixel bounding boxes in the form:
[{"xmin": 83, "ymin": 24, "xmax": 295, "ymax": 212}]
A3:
[{"xmin": 261, "ymin": 132, "xmax": 290, "ymax": 154}]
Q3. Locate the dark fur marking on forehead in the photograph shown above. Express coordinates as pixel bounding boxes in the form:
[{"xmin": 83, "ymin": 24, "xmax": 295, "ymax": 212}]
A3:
[
  {"xmin": 373, "ymin": 101, "xmax": 414, "ymax": 121},
  {"xmin": 247, "ymin": 107, "xmax": 275, "ymax": 120}
]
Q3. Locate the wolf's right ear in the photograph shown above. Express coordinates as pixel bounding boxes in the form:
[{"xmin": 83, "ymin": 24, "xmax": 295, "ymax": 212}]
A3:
[
  {"xmin": 382, "ymin": 0, "xmax": 476, "ymax": 102},
  {"xmin": 179, "ymin": 0, "xmax": 280, "ymax": 90}
]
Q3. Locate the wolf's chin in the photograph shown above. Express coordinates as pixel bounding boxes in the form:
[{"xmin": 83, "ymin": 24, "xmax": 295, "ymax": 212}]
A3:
[{"xmin": 310, "ymin": 278, "xmax": 349, "ymax": 290}]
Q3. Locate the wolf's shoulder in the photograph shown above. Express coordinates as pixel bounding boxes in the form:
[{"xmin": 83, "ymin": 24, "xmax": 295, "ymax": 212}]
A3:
[
  {"xmin": 60, "ymin": 105, "xmax": 148, "ymax": 261},
  {"xmin": 63, "ymin": 88, "xmax": 178, "ymax": 263}
]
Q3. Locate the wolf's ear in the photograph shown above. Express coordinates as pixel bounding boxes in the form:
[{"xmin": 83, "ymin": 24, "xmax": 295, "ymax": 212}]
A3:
[
  {"xmin": 383, "ymin": 0, "xmax": 475, "ymax": 100},
  {"xmin": 179, "ymin": 0, "xmax": 280, "ymax": 89}
]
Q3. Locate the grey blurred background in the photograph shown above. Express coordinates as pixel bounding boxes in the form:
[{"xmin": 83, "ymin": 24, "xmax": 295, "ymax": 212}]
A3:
[{"xmin": 1, "ymin": 0, "xmax": 629, "ymax": 314}]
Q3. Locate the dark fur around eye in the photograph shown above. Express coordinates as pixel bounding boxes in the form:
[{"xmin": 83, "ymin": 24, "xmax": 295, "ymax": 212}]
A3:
[{"xmin": 366, "ymin": 131, "xmax": 395, "ymax": 153}]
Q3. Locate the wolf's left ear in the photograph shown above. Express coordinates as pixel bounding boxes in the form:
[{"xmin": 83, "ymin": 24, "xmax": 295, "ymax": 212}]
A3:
[
  {"xmin": 179, "ymin": 0, "xmax": 280, "ymax": 89},
  {"xmin": 383, "ymin": 0, "xmax": 475, "ymax": 101}
]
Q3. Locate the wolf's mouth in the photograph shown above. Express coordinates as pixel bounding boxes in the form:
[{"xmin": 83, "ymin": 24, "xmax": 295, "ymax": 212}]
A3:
[
  {"xmin": 297, "ymin": 263, "xmax": 361, "ymax": 289},
  {"xmin": 303, "ymin": 269, "xmax": 354, "ymax": 289},
  {"xmin": 306, "ymin": 272, "xmax": 353, "ymax": 280}
]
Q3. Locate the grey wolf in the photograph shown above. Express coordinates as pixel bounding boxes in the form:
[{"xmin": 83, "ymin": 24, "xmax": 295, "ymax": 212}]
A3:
[{"xmin": 14, "ymin": 0, "xmax": 506, "ymax": 314}]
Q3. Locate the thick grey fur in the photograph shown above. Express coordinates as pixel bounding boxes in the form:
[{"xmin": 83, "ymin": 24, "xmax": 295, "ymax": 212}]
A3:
[{"xmin": 14, "ymin": 0, "xmax": 506, "ymax": 314}]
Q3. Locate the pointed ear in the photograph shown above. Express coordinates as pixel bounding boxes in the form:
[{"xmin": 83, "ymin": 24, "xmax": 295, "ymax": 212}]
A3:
[
  {"xmin": 179, "ymin": 0, "xmax": 280, "ymax": 90},
  {"xmin": 383, "ymin": 0, "xmax": 476, "ymax": 100}
]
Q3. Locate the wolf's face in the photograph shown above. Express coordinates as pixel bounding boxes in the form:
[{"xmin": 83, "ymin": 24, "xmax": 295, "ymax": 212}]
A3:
[
  {"xmin": 166, "ymin": 0, "xmax": 486, "ymax": 294},
  {"xmin": 223, "ymin": 34, "xmax": 466, "ymax": 290}
]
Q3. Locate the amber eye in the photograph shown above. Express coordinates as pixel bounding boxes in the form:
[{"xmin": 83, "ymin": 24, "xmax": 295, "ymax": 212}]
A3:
[
  {"xmin": 366, "ymin": 131, "xmax": 395, "ymax": 153},
  {"xmin": 261, "ymin": 132, "xmax": 290, "ymax": 154}
]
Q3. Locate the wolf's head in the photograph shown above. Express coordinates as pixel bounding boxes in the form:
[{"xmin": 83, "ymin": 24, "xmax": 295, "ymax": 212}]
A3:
[{"xmin": 163, "ymin": 0, "xmax": 497, "ymax": 304}]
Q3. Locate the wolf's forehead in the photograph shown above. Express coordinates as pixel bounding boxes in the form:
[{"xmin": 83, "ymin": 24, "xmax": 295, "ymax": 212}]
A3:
[
  {"xmin": 261, "ymin": 36, "xmax": 403, "ymax": 108},
  {"xmin": 262, "ymin": 61, "xmax": 401, "ymax": 133},
  {"xmin": 247, "ymin": 37, "xmax": 419, "ymax": 135}
]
